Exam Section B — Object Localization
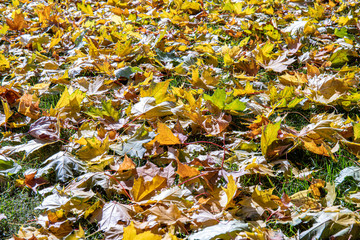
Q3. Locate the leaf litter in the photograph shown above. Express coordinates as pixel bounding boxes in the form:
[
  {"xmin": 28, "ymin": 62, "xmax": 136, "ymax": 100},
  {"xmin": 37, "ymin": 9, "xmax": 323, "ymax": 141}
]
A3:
[{"xmin": 1, "ymin": 0, "xmax": 360, "ymax": 239}]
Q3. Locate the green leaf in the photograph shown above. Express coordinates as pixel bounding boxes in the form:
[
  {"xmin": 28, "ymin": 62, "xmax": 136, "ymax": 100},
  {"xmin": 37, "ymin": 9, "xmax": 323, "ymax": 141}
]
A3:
[
  {"xmin": 204, "ymin": 88, "xmax": 226, "ymax": 109},
  {"xmin": 204, "ymin": 89, "xmax": 246, "ymax": 112},
  {"xmin": 0, "ymin": 156, "xmax": 21, "ymax": 175},
  {"xmin": 224, "ymin": 99, "xmax": 246, "ymax": 111},
  {"xmin": 330, "ymin": 49, "xmax": 349, "ymax": 67},
  {"xmin": 102, "ymin": 100, "xmax": 120, "ymax": 121}
]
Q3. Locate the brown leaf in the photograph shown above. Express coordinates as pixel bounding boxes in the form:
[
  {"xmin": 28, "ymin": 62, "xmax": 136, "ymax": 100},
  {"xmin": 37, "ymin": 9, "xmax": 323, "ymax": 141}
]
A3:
[
  {"xmin": 24, "ymin": 172, "xmax": 47, "ymax": 191},
  {"xmin": 0, "ymin": 86, "xmax": 21, "ymax": 105},
  {"xmin": 6, "ymin": 12, "xmax": 27, "ymax": 31},
  {"xmin": 18, "ymin": 93, "xmax": 40, "ymax": 119}
]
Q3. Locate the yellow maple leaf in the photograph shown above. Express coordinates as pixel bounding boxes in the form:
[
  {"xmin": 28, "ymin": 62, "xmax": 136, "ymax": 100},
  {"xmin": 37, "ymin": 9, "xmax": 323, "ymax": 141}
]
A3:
[
  {"xmin": 123, "ymin": 222, "xmax": 162, "ymax": 240},
  {"xmin": 221, "ymin": 175, "xmax": 237, "ymax": 209},
  {"xmin": 131, "ymin": 175, "xmax": 167, "ymax": 202},
  {"xmin": 145, "ymin": 122, "xmax": 180, "ymax": 147},
  {"xmin": 252, "ymin": 186, "xmax": 279, "ymax": 209},
  {"xmin": 278, "ymin": 72, "xmax": 307, "ymax": 86},
  {"xmin": 140, "ymin": 80, "xmax": 175, "ymax": 104},
  {"xmin": 77, "ymin": 136, "xmax": 109, "ymax": 161},
  {"xmin": 65, "ymin": 225, "xmax": 85, "ymax": 240},
  {"xmin": 261, "ymin": 121, "xmax": 281, "ymax": 159},
  {"xmin": 0, "ymin": 53, "xmax": 10, "ymax": 71},
  {"xmin": 118, "ymin": 155, "xmax": 136, "ymax": 172}
]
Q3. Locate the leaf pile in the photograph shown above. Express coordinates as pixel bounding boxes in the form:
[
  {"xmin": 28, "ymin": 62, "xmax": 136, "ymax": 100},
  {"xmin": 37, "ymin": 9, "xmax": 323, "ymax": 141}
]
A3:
[{"xmin": 1, "ymin": 0, "xmax": 360, "ymax": 239}]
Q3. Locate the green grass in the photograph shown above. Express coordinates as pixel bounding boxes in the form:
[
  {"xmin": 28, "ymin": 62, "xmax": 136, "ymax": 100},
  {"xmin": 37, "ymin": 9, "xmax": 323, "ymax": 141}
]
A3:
[
  {"xmin": 0, "ymin": 91, "xmax": 64, "ymax": 238},
  {"xmin": 39, "ymin": 92, "xmax": 61, "ymax": 109},
  {"xmin": 0, "ymin": 185, "xmax": 43, "ymax": 239}
]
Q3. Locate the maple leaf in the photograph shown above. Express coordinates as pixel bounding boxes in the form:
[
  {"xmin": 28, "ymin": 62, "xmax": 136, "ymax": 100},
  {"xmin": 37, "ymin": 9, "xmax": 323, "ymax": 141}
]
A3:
[
  {"xmin": 123, "ymin": 222, "xmax": 162, "ymax": 240},
  {"xmin": 220, "ymin": 175, "xmax": 237, "ymax": 209},
  {"xmin": 147, "ymin": 203, "xmax": 189, "ymax": 225},
  {"xmin": 36, "ymin": 151, "xmax": 87, "ymax": 182},
  {"xmin": 28, "ymin": 116, "xmax": 59, "ymax": 142},
  {"xmin": 176, "ymin": 159, "xmax": 200, "ymax": 179},
  {"xmin": 76, "ymin": 136, "xmax": 109, "ymax": 161},
  {"xmin": 259, "ymin": 54, "xmax": 295, "ymax": 73},
  {"xmin": 6, "ymin": 11, "xmax": 27, "ymax": 31},
  {"xmin": 98, "ymin": 202, "xmax": 134, "ymax": 231},
  {"xmin": 261, "ymin": 121, "xmax": 281, "ymax": 159},
  {"xmin": 131, "ymin": 175, "xmax": 167, "ymax": 202},
  {"xmin": 19, "ymin": 172, "xmax": 47, "ymax": 191},
  {"xmin": 118, "ymin": 155, "xmax": 136, "ymax": 172},
  {"xmin": 145, "ymin": 122, "xmax": 181, "ymax": 147}
]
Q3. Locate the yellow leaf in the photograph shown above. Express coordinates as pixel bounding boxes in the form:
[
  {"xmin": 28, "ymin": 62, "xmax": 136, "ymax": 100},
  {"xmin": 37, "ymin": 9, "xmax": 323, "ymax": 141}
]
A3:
[
  {"xmin": 140, "ymin": 80, "xmax": 175, "ymax": 104},
  {"xmin": 0, "ymin": 24, "xmax": 9, "ymax": 35},
  {"xmin": 12, "ymin": 0, "xmax": 19, "ymax": 8},
  {"xmin": 354, "ymin": 122, "xmax": 360, "ymax": 142},
  {"xmin": 278, "ymin": 73, "xmax": 307, "ymax": 86},
  {"xmin": 2, "ymin": 100, "xmax": 13, "ymax": 123},
  {"xmin": 193, "ymin": 44, "xmax": 215, "ymax": 55},
  {"xmin": 49, "ymin": 31, "xmax": 63, "ymax": 49},
  {"xmin": 308, "ymin": 3, "xmax": 324, "ymax": 20},
  {"xmin": 115, "ymin": 40, "xmax": 132, "ymax": 57},
  {"xmin": 123, "ymin": 222, "xmax": 137, "ymax": 240},
  {"xmin": 6, "ymin": 11, "xmax": 27, "ymax": 31},
  {"xmin": 131, "ymin": 175, "xmax": 167, "ymax": 202},
  {"xmin": 0, "ymin": 53, "xmax": 10, "ymax": 71},
  {"xmin": 233, "ymin": 81, "xmax": 257, "ymax": 96},
  {"xmin": 145, "ymin": 122, "xmax": 180, "ymax": 147},
  {"xmin": 261, "ymin": 121, "xmax": 281, "ymax": 158},
  {"xmin": 222, "ymin": 175, "xmax": 237, "ymax": 208},
  {"xmin": 306, "ymin": 63, "xmax": 320, "ymax": 78},
  {"xmin": 77, "ymin": 136, "xmax": 109, "ymax": 161},
  {"xmin": 252, "ymin": 186, "xmax": 279, "ymax": 209},
  {"xmin": 303, "ymin": 22, "xmax": 317, "ymax": 35},
  {"xmin": 77, "ymin": 2, "xmax": 93, "ymax": 16},
  {"xmin": 56, "ymin": 87, "xmax": 85, "ymax": 110},
  {"xmin": 301, "ymin": 137, "xmax": 330, "ymax": 157},
  {"xmin": 224, "ymin": 53, "xmax": 234, "ymax": 66},
  {"xmin": 65, "ymin": 225, "xmax": 85, "ymax": 240},
  {"xmin": 124, "ymin": 222, "xmax": 162, "ymax": 240}
]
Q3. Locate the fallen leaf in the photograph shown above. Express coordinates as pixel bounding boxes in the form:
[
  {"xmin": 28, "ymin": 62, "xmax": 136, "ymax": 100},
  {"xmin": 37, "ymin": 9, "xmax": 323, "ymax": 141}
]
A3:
[
  {"xmin": 118, "ymin": 155, "xmax": 136, "ymax": 172},
  {"xmin": 176, "ymin": 159, "xmax": 200, "ymax": 179},
  {"xmin": 98, "ymin": 202, "xmax": 134, "ymax": 231},
  {"xmin": 131, "ymin": 175, "xmax": 167, "ymax": 202},
  {"xmin": 145, "ymin": 122, "xmax": 180, "ymax": 146},
  {"xmin": 123, "ymin": 222, "xmax": 162, "ymax": 240},
  {"xmin": 28, "ymin": 116, "xmax": 59, "ymax": 142}
]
